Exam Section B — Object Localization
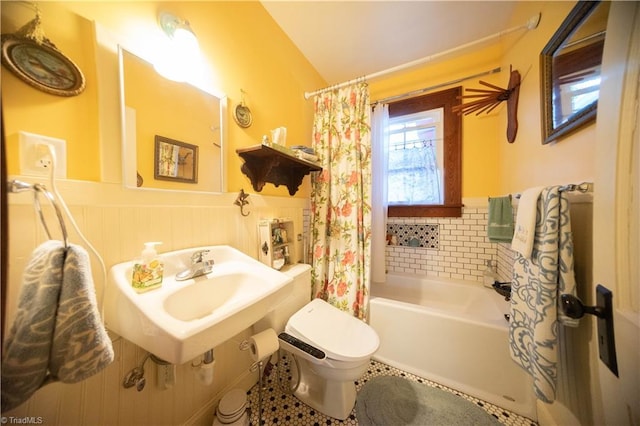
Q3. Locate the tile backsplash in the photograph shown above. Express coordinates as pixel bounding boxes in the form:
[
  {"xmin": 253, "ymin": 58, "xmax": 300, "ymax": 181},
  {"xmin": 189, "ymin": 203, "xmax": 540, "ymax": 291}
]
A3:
[
  {"xmin": 384, "ymin": 206, "xmax": 514, "ymax": 283},
  {"xmin": 381, "ymin": 195, "xmax": 591, "ymax": 284},
  {"xmin": 303, "ymin": 205, "xmax": 515, "ymax": 284}
]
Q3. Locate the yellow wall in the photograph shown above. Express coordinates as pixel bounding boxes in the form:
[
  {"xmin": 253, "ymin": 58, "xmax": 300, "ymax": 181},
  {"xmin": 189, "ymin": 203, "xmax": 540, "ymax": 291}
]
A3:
[
  {"xmin": 498, "ymin": 1, "xmax": 595, "ymax": 194},
  {"xmin": 3, "ymin": 1, "xmax": 594, "ymax": 201},
  {"xmin": 369, "ymin": 0, "xmax": 594, "ymax": 199},
  {"xmin": 370, "ymin": 45, "xmax": 503, "ymax": 198},
  {"xmin": 2, "ymin": 4, "xmax": 324, "ymax": 422},
  {"xmin": 2, "ymin": 1, "xmax": 326, "ymax": 197},
  {"xmin": 2, "ymin": 2, "xmax": 101, "ymax": 181}
]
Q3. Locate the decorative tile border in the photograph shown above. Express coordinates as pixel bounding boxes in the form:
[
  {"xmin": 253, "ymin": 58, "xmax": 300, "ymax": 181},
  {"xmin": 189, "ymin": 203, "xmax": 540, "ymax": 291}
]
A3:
[{"xmin": 387, "ymin": 223, "xmax": 439, "ymax": 249}]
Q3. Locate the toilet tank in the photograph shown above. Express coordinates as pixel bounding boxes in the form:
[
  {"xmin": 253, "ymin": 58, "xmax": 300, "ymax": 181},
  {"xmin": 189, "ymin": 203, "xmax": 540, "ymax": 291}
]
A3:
[{"xmin": 253, "ymin": 263, "xmax": 312, "ymax": 333}]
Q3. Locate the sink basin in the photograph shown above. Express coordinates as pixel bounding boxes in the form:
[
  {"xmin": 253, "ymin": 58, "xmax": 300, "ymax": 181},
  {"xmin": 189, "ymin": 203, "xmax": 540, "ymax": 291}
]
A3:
[
  {"xmin": 104, "ymin": 245, "xmax": 293, "ymax": 364},
  {"xmin": 164, "ymin": 272, "xmax": 269, "ymax": 321}
]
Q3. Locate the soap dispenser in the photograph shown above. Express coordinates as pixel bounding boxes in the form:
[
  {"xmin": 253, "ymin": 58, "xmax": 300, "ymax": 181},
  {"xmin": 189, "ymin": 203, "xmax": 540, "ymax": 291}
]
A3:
[
  {"xmin": 132, "ymin": 242, "xmax": 164, "ymax": 293},
  {"xmin": 483, "ymin": 260, "xmax": 498, "ymax": 288}
]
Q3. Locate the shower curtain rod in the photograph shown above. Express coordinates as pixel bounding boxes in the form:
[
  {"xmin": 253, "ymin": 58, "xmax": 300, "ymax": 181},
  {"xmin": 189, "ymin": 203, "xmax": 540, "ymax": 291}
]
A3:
[
  {"xmin": 303, "ymin": 13, "xmax": 541, "ymax": 100},
  {"xmin": 372, "ymin": 67, "xmax": 501, "ymax": 105}
]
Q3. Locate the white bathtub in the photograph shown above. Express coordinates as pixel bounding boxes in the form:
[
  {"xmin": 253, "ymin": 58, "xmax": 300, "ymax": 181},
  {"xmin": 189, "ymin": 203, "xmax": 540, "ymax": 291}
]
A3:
[{"xmin": 369, "ymin": 273, "xmax": 537, "ymax": 420}]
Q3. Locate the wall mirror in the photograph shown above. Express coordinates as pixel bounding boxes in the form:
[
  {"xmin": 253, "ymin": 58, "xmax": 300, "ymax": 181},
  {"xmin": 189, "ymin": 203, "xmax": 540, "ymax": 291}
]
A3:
[
  {"xmin": 540, "ymin": 1, "xmax": 609, "ymax": 144},
  {"xmin": 119, "ymin": 46, "xmax": 226, "ymax": 192}
]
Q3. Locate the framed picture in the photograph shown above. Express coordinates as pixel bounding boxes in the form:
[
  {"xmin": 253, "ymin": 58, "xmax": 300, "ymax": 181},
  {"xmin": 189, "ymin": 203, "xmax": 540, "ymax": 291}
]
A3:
[
  {"xmin": 1, "ymin": 35, "xmax": 85, "ymax": 97},
  {"xmin": 154, "ymin": 135, "xmax": 198, "ymax": 184}
]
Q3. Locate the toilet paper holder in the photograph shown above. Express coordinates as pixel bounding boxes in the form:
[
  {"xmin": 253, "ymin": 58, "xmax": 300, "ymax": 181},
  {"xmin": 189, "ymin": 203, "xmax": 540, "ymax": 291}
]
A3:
[
  {"xmin": 240, "ymin": 328, "xmax": 280, "ymax": 362},
  {"xmin": 239, "ymin": 339, "xmax": 251, "ymax": 351},
  {"xmin": 240, "ymin": 328, "xmax": 279, "ymax": 426}
]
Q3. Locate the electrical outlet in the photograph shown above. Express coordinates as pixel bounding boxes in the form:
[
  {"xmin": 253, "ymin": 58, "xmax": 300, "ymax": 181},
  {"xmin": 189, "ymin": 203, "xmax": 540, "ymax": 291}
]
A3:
[
  {"xmin": 19, "ymin": 131, "xmax": 67, "ymax": 178},
  {"xmin": 36, "ymin": 156, "xmax": 52, "ymax": 169}
]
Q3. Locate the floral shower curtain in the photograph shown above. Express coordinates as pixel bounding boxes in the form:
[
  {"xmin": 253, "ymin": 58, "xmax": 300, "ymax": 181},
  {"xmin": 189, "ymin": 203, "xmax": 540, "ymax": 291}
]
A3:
[{"xmin": 310, "ymin": 82, "xmax": 372, "ymax": 320}]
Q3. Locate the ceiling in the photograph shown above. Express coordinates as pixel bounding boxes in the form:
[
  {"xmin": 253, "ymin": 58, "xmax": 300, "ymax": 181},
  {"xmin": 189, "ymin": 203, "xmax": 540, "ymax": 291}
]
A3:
[{"xmin": 261, "ymin": 1, "xmax": 520, "ymax": 86}]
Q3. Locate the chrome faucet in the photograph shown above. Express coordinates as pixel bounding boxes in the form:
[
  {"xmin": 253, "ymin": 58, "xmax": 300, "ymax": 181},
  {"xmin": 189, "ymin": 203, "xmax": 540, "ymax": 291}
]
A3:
[{"xmin": 176, "ymin": 249, "xmax": 214, "ymax": 281}]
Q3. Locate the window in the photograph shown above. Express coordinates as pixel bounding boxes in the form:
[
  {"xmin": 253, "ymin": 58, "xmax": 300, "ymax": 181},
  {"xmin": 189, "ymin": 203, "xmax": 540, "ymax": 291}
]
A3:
[
  {"xmin": 387, "ymin": 87, "xmax": 462, "ymax": 217},
  {"xmin": 388, "ymin": 109, "xmax": 444, "ymax": 204}
]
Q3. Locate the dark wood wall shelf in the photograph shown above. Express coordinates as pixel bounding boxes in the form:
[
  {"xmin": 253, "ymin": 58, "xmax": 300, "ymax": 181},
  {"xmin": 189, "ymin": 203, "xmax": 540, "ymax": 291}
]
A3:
[{"xmin": 236, "ymin": 144, "xmax": 322, "ymax": 195}]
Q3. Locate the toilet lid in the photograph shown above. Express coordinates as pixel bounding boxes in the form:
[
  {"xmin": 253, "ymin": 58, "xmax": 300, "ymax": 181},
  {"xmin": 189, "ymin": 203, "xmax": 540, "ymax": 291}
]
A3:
[{"xmin": 286, "ymin": 298, "xmax": 379, "ymax": 362}]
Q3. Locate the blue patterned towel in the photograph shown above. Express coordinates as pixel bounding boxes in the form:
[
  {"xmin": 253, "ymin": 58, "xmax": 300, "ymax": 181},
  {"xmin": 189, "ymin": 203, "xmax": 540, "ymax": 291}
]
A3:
[
  {"xmin": 508, "ymin": 187, "xmax": 578, "ymax": 403},
  {"xmin": 1, "ymin": 241, "xmax": 114, "ymax": 411}
]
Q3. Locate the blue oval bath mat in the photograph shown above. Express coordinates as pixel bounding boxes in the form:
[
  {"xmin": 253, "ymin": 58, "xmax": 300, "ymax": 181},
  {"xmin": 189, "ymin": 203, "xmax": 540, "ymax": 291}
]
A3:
[{"xmin": 356, "ymin": 376, "xmax": 501, "ymax": 426}]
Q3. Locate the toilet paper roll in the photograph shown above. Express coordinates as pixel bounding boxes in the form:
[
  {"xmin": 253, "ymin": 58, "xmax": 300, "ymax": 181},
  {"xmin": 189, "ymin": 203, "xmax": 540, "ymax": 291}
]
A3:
[{"xmin": 249, "ymin": 328, "xmax": 279, "ymax": 362}]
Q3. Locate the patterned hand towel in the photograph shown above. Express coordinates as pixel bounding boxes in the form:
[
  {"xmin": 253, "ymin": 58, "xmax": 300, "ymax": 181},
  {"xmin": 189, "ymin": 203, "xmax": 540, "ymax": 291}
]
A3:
[
  {"xmin": 508, "ymin": 187, "xmax": 579, "ymax": 403},
  {"xmin": 1, "ymin": 241, "xmax": 114, "ymax": 411},
  {"xmin": 487, "ymin": 196, "xmax": 514, "ymax": 242},
  {"xmin": 511, "ymin": 186, "xmax": 544, "ymax": 258},
  {"xmin": 49, "ymin": 243, "xmax": 114, "ymax": 383}
]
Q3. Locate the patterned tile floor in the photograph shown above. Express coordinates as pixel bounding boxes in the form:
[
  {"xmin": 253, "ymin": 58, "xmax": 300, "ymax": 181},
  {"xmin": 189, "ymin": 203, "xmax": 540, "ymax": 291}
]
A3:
[{"xmin": 246, "ymin": 355, "xmax": 537, "ymax": 426}]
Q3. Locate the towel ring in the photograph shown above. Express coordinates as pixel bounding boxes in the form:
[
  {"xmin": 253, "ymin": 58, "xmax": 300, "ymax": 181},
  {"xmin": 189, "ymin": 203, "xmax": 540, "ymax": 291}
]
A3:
[
  {"xmin": 33, "ymin": 183, "xmax": 69, "ymax": 247},
  {"xmin": 8, "ymin": 180, "xmax": 69, "ymax": 248}
]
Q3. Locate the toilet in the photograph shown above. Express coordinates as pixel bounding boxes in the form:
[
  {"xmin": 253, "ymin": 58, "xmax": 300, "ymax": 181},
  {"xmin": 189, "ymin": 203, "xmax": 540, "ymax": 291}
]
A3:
[
  {"xmin": 280, "ymin": 298, "xmax": 380, "ymax": 420},
  {"xmin": 255, "ymin": 263, "xmax": 380, "ymax": 420}
]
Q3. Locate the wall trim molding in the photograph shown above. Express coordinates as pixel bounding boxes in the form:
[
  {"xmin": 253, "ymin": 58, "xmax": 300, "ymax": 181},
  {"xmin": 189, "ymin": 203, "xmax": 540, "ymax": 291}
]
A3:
[{"xmin": 7, "ymin": 175, "xmax": 310, "ymax": 208}]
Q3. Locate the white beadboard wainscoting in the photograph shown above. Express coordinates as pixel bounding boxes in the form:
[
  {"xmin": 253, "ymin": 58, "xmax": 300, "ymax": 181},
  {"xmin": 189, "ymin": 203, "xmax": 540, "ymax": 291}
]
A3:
[{"xmin": 4, "ymin": 178, "xmax": 308, "ymax": 425}]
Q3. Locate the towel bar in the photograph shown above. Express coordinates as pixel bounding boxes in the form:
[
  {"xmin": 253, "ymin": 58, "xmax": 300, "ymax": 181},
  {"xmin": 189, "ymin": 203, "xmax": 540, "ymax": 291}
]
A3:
[{"xmin": 495, "ymin": 181, "xmax": 593, "ymax": 201}]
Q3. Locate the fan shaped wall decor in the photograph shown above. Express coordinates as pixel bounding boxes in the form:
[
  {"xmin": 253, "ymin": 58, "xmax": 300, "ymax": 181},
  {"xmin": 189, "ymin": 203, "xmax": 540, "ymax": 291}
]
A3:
[{"xmin": 452, "ymin": 66, "xmax": 521, "ymax": 143}]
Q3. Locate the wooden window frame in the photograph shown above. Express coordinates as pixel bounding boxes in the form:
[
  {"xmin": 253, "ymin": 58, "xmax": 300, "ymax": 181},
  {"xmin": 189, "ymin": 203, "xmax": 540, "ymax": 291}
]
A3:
[{"xmin": 387, "ymin": 87, "xmax": 462, "ymax": 217}]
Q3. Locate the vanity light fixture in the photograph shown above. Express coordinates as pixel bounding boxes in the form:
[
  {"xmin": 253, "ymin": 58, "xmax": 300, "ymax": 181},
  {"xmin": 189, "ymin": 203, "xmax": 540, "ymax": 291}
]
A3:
[
  {"xmin": 155, "ymin": 12, "xmax": 201, "ymax": 82},
  {"xmin": 159, "ymin": 12, "xmax": 199, "ymax": 52}
]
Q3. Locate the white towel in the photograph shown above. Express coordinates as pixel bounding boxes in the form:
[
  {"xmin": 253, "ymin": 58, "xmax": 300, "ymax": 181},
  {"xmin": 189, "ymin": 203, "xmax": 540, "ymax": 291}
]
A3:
[
  {"xmin": 509, "ymin": 187, "xmax": 579, "ymax": 403},
  {"xmin": 511, "ymin": 186, "xmax": 544, "ymax": 258},
  {"xmin": 1, "ymin": 241, "xmax": 114, "ymax": 411}
]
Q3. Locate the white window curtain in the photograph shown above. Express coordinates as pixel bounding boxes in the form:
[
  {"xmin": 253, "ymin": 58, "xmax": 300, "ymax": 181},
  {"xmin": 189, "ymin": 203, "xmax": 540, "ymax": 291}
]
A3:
[{"xmin": 371, "ymin": 103, "xmax": 389, "ymax": 283}]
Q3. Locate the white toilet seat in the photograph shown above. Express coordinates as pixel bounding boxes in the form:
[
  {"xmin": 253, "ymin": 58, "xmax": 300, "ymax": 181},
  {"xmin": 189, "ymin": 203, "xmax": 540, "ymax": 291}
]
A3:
[
  {"xmin": 285, "ymin": 298, "xmax": 379, "ymax": 362},
  {"xmin": 281, "ymin": 298, "xmax": 380, "ymax": 420}
]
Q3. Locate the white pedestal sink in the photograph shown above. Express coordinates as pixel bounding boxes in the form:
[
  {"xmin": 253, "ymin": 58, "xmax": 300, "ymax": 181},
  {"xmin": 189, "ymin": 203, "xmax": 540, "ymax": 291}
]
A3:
[{"xmin": 104, "ymin": 245, "xmax": 293, "ymax": 364}]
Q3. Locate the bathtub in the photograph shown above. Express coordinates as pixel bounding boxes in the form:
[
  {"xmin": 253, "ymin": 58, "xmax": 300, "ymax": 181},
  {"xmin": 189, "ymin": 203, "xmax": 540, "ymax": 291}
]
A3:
[{"xmin": 369, "ymin": 273, "xmax": 536, "ymax": 420}]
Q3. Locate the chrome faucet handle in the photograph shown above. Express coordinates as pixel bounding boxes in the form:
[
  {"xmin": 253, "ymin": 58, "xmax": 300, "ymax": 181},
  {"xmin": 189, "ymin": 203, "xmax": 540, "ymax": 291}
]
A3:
[{"xmin": 191, "ymin": 249, "xmax": 210, "ymax": 264}]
